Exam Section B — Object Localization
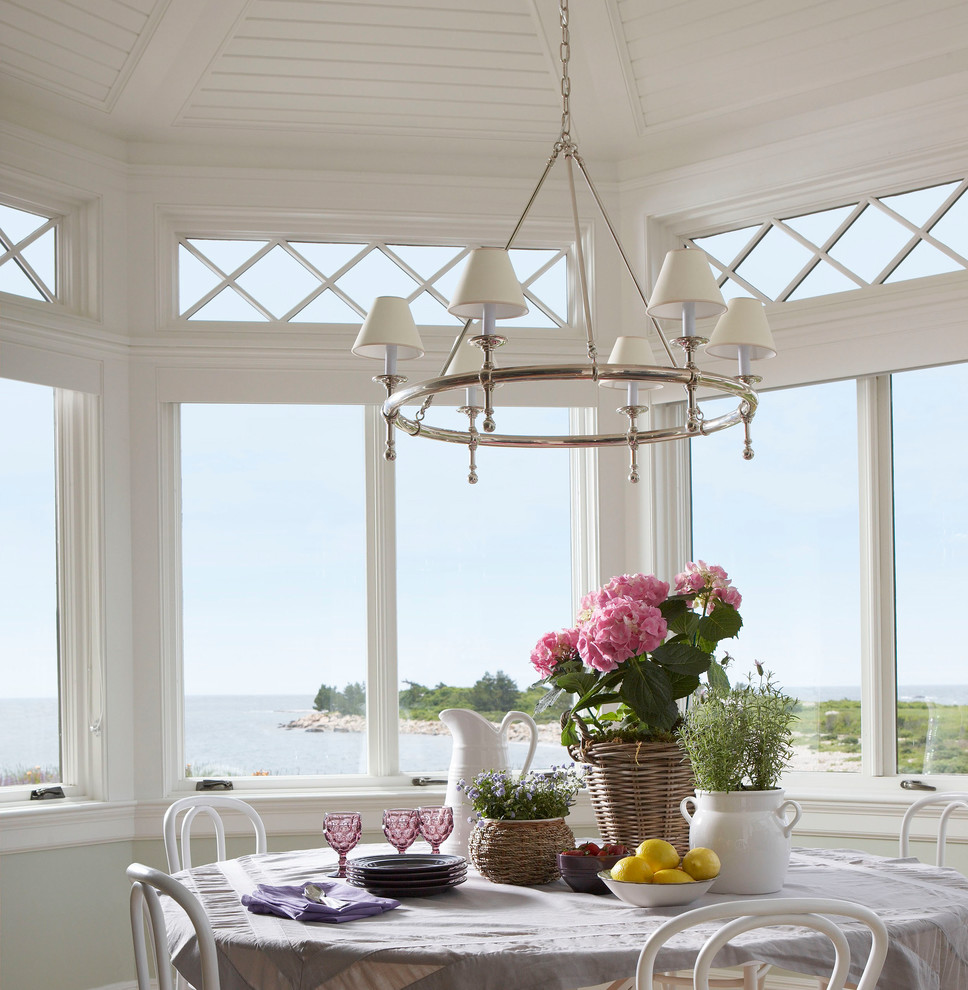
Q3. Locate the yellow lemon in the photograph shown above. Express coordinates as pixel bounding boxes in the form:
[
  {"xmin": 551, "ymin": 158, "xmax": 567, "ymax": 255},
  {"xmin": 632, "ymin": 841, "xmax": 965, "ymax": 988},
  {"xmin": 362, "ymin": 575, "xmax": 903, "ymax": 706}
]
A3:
[
  {"xmin": 653, "ymin": 868, "xmax": 696, "ymax": 884},
  {"xmin": 682, "ymin": 847, "xmax": 721, "ymax": 881},
  {"xmin": 635, "ymin": 838, "xmax": 680, "ymax": 872},
  {"xmin": 609, "ymin": 856, "xmax": 654, "ymax": 883}
]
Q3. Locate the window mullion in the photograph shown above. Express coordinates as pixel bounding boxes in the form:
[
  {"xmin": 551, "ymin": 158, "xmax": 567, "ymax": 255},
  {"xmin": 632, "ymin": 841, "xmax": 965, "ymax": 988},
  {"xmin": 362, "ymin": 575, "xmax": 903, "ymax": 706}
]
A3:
[
  {"xmin": 856, "ymin": 375, "xmax": 897, "ymax": 777},
  {"xmin": 364, "ymin": 405, "xmax": 399, "ymax": 778}
]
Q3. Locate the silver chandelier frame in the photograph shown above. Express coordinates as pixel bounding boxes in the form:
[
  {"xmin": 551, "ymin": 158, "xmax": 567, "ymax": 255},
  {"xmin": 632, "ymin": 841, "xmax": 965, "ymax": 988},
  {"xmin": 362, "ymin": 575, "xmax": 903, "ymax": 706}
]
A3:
[{"xmin": 366, "ymin": 0, "xmax": 764, "ymax": 484}]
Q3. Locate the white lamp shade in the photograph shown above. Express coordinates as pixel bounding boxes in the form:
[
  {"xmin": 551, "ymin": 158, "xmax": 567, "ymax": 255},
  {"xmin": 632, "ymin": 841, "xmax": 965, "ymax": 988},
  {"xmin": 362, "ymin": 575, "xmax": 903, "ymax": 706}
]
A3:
[
  {"xmin": 447, "ymin": 247, "xmax": 528, "ymax": 320},
  {"xmin": 600, "ymin": 335, "xmax": 662, "ymax": 391},
  {"xmin": 444, "ymin": 330, "xmax": 484, "ymax": 376},
  {"xmin": 706, "ymin": 297, "xmax": 776, "ymax": 360},
  {"xmin": 646, "ymin": 248, "xmax": 727, "ymax": 320},
  {"xmin": 352, "ymin": 296, "xmax": 425, "ymax": 359}
]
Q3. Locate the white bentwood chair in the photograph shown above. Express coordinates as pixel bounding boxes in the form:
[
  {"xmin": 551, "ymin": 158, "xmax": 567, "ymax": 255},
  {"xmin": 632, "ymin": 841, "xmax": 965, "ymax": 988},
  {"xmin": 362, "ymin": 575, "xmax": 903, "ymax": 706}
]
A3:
[
  {"xmin": 899, "ymin": 791, "xmax": 968, "ymax": 867},
  {"xmin": 634, "ymin": 897, "xmax": 888, "ymax": 990},
  {"xmin": 163, "ymin": 794, "xmax": 267, "ymax": 872},
  {"xmin": 128, "ymin": 862, "xmax": 220, "ymax": 990}
]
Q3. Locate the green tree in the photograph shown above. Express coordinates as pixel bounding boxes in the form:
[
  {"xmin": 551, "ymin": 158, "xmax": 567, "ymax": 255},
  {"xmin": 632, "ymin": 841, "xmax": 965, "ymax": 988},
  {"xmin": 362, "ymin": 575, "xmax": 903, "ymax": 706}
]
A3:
[
  {"xmin": 341, "ymin": 681, "xmax": 366, "ymax": 716},
  {"xmin": 470, "ymin": 670, "xmax": 520, "ymax": 713},
  {"xmin": 314, "ymin": 684, "xmax": 335, "ymax": 712}
]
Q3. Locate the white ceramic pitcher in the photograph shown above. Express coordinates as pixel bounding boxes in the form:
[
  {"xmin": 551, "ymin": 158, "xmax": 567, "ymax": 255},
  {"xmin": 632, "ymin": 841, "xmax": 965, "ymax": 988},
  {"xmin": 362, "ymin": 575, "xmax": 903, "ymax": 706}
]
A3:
[
  {"xmin": 680, "ymin": 789, "xmax": 802, "ymax": 894},
  {"xmin": 439, "ymin": 708, "xmax": 538, "ymax": 856}
]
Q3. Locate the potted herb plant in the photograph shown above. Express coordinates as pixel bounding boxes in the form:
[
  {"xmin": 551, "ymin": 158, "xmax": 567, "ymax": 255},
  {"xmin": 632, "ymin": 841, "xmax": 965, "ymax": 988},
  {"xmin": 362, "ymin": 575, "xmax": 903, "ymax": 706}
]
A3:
[
  {"xmin": 529, "ymin": 561, "xmax": 743, "ymax": 850},
  {"xmin": 677, "ymin": 665, "xmax": 801, "ymax": 894},
  {"xmin": 458, "ymin": 765, "xmax": 585, "ymax": 885}
]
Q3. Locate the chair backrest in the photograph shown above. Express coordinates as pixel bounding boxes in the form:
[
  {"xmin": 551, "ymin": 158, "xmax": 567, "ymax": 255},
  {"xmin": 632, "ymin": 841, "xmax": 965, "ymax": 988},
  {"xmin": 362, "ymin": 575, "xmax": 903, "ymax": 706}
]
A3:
[
  {"xmin": 163, "ymin": 794, "xmax": 268, "ymax": 872},
  {"xmin": 635, "ymin": 897, "xmax": 888, "ymax": 990},
  {"xmin": 899, "ymin": 791, "xmax": 968, "ymax": 867},
  {"xmin": 127, "ymin": 862, "xmax": 220, "ymax": 990}
]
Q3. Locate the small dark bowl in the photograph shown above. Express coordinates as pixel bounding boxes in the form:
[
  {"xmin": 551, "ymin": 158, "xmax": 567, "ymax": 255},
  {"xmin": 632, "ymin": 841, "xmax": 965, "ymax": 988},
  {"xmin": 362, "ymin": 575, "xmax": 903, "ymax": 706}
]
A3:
[{"xmin": 557, "ymin": 852, "xmax": 628, "ymax": 894}]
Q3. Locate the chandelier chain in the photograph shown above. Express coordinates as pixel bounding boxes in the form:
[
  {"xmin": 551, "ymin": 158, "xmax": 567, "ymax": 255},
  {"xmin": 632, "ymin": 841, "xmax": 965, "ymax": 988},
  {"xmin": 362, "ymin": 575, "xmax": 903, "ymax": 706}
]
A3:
[{"xmin": 559, "ymin": 0, "xmax": 571, "ymax": 145}]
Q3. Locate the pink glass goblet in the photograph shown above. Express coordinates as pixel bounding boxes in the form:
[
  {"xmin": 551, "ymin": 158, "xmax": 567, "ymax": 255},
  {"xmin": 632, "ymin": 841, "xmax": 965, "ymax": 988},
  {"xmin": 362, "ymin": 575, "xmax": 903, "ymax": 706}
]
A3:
[
  {"xmin": 383, "ymin": 808, "xmax": 420, "ymax": 854},
  {"xmin": 323, "ymin": 811, "xmax": 362, "ymax": 878},
  {"xmin": 418, "ymin": 806, "xmax": 454, "ymax": 855}
]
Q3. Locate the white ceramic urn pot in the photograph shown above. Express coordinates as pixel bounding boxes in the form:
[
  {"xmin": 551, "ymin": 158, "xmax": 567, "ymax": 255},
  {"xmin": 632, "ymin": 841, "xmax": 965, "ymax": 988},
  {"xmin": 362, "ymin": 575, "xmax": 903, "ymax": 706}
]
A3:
[{"xmin": 680, "ymin": 789, "xmax": 802, "ymax": 894}]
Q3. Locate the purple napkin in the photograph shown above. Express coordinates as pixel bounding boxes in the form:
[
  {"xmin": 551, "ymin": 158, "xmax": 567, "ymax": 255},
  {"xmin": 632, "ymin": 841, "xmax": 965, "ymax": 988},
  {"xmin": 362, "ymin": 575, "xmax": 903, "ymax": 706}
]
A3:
[{"xmin": 241, "ymin": 879, "xmax": 400, "ymax": 923}]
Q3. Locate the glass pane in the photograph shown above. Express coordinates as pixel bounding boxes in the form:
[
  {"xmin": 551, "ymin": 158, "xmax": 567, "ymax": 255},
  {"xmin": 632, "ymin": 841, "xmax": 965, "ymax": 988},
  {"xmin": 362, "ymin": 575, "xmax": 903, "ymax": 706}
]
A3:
[
  {"xmin": 179, "ymin": 245, "xmax": 222, "ymax": 314},
  {"xmin": 782, "ymin": 205, "xmax": 855, "ymax": 248},
  {"xmin": 388, "ymin": 245, "xmax": 463, "ymax": 279},
  {"xmin": 289, "ymin": 242, "xmax": 367, "ymax": 277},
  {"xmin": 335, "ymin": 249, "xmax": 420, "ymax": 310},
  {"xmin": 181, "ymin": 404, "xmax": 367, "ymax": 777},
  {"xmin": 691, "ymin": 382, "xmax": 861, "ymax": 774},
  {"xmin": 407, "ymin": 290, "xmax": 461, "ymax": 326},
  {"xmin": 190, "ymin": 287, "xmax": 269, "ymax": 322},
  {"xmin": 893, "ymin": 363, "xmax": 968, "ymax": 774},
  {"xmin": 293, "ymin": 288, "xmax": 363, "ymax": 323},
  {"xmin": 509, "ymin": 248, "xmax": 561, "ymax": 281},
  {"xmin": 787, "ymin": 260, "xmax": 860, "ymax": 301},
  {"xmin": 395, "ymin": 406, "xmax": 574, "ymax": 773},
  {"xmin": 186, "ymin": 239, "xmax": 267, "ymax": 276},
  {"xmin": 0, "ymin": 204, "xmax": 48, "ymax": 245},
  {"xmin": 879, "ymin": 182, "xmax": 960, "ymax": 227},
  {"xmin": 235, "ymin": 245, "xmax": 322, "ymax": 319},
  {"xmin": 20, "ymin": 228, "xmax": 56, "ymax": 294},
  {"xmin": 735, "ymin": 226, "xmax": 814, "ymax": 300},
  {"xmin": 0, "ymin": 259, "xmax": 45, "ymax": 300},
  {"xmin": 527, "ymin": 256, "xmax": 568, "ymax": 323},
  {"xmin": 928, "ymin": 191, "xmax": 968, "ymax": 261},
  {"xmin": 0, "ymin": 379, "xmax": 60, "ymax": 786},
  {"xmin": 828, "ymin": 205, "xmax": 915, "ymax": 283},
  {"xmin": 691, "ymin": 226, "xmax": 760, "ymax": 267},
  {"xmin": 885, "ymin": 241, "xmax": 962, "ymax": 283}
]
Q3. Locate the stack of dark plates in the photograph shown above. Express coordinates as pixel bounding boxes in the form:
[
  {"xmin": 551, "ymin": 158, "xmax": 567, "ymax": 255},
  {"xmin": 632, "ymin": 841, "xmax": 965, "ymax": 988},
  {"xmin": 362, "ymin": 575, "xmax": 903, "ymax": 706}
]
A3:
[{"xmin": 345, "ymin": 853, "xmax": 467, "ymax": 897}]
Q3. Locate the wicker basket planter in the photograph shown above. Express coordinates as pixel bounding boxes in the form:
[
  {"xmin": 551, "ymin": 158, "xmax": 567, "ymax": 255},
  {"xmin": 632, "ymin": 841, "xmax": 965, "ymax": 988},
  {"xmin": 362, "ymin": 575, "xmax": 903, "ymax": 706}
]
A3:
[
  {"xmin": 469, "ymin": 818, "xmax": 575, "ymax": 885},
  {"xmin": 569, "ymin": 739, "xmax": 693, "ymax": 854}
]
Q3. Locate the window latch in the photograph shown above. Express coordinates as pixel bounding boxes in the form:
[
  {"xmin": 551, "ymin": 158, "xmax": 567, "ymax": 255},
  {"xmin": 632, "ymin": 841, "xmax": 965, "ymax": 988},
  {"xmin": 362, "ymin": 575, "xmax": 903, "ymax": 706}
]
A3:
[
  {"xmin": 411, "ymin": 776, "xmax": 448, "ymax": 787},
  {"xmin": 901, "ymin": 778, "xmax": 936, "ymax": 791},
  {"xmin": 195, "ymin": 779, "xmax": 234, "ymax": 791},
  {"xmin": 30, "ymin": 785, "xmax": 66, "ymax": 800}
]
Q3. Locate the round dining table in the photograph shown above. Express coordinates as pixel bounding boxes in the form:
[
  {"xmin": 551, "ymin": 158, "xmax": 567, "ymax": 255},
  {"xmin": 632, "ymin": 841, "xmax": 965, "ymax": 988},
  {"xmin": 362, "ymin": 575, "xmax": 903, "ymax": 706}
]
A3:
[{"xmin": 163, "ymin": 843, "xmax": 968, "ymax": 990}]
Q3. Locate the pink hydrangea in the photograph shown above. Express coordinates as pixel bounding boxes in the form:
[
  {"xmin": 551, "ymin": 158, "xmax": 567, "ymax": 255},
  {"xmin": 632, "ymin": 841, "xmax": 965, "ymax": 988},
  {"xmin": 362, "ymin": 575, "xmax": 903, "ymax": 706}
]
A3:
[
  {"xmin": 530, "ymin": 627, "xmax": 580, "ymax": 678},
  {"xmin": 577, "ymin": 596, "xmax": 668, "ymax": 673},
  {"xmin": 579, "ymin": 573, "xmax": 669, "ymax": 619},
  {"xmin": 674, "ymin": 560, "xmax": 742, "ymax": 611}
]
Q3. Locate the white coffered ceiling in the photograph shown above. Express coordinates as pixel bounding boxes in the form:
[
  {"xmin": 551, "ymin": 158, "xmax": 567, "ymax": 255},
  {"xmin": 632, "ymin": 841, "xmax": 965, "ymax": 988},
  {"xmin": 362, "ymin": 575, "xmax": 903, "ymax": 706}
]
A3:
[{"xmin": 1, "ymin": 0, "xmax": 968, "ymax": 180}]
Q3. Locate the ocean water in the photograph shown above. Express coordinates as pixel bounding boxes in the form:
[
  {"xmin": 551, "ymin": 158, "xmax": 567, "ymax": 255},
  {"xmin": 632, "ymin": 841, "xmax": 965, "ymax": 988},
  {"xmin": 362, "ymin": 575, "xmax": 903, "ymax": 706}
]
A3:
[
  {"xmin": 4, "ymin": 686, "xmax": 968, "ymax": 779},
  {"xmin": 0, "ymin": 694, "xmax": 567, "ymax": 778}
]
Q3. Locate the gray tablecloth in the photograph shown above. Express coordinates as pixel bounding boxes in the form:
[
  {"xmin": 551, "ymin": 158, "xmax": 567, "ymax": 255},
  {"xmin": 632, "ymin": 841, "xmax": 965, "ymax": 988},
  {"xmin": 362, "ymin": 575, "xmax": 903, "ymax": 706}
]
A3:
[{"xmin": 164, "ymin": 845, "xmax": 968, "ymax": 990}]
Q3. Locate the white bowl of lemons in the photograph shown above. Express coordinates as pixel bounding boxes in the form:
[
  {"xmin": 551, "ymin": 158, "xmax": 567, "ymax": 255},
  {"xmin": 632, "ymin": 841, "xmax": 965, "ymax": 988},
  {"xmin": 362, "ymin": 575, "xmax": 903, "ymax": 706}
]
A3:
[{"xmin": 598, "ymin": 838, "xmax": 720, "ymax": 908}]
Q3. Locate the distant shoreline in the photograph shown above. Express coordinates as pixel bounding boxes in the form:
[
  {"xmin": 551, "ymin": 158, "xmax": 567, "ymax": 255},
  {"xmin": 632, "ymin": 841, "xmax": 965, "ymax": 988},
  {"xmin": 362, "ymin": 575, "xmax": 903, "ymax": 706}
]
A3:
[{"xmin": 281, "ymin": 711, "xmax": 562, "ymax": 743}]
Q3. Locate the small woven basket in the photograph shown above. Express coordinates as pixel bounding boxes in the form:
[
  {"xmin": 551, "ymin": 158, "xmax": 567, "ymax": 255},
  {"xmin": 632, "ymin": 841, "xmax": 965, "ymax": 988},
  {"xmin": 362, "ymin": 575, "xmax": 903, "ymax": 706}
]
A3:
[
  {"xmin": 569, "ymin": 737, "xmax": 694, "ymax": 854},
  {"xmin": 469, "ymin": 818, "xmax": 576, "ymax": 885}
]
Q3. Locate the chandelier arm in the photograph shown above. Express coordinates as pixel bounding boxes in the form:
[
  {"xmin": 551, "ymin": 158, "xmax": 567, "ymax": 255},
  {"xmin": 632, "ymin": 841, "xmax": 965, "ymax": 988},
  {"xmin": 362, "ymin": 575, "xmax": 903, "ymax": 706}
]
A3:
[
  {"xmin": 571, "ymin": 152, "xmax": 680, "ymax": 368},
  {"xmin": 566, "ymin": 153, "xmax": 597, "ymax": 365},
  {"xmin": 438, "ymin": 317, "xmax": 475, "ymax": 378},
  {"xmin": 504, "ymin": 147, "xmax": 561, "ymax": 251}
]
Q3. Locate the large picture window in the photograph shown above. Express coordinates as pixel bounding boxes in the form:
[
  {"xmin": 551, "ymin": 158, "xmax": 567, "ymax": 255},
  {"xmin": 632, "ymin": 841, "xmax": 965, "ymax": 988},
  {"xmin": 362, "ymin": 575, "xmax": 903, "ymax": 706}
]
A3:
[
  {"xmin": 0, "ymin": 379, "xmax": 60, "ymax": 789},
  {"xmin": 180, "ymin": 404, "xmax": 368, "ymax": 778},
  {"xmin": 690, "ymin": 381, "xmax": 862, "ymax": 773}
]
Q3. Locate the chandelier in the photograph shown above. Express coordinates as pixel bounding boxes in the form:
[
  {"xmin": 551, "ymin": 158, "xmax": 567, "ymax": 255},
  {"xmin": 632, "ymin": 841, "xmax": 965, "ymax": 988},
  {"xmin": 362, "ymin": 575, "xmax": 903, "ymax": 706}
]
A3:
[{"xmin": 352, "ymin": 0, "xmax": 776, "ymax": 484}]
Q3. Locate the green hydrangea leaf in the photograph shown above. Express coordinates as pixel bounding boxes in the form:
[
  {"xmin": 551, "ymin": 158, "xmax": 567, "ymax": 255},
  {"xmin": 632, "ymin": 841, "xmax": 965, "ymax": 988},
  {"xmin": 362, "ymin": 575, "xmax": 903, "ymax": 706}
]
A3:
[
  {"xmin": 707, "ymin": 658, "xmax": 731, "ymax": 694},
  {"xmin": 697, "ymin": 603, "xmax": 742, "ymax": 642},
  {"xmin": 651, "ymin": 640, "xmax": 712, "ymax": 676},
  {"xmin": 618, "ymin": 658, "xmax": 678, "ymax": 731}
]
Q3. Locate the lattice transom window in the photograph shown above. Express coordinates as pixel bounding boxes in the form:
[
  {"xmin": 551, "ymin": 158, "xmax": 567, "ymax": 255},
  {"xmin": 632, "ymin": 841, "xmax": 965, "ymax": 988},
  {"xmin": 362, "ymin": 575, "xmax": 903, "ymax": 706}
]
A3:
[
  {"xmin": 177, "ymin": 239, "xmax": 568, "ymax": 328},
  {"xmin": 687, "ymin": 179, "xmax": 968, "ymax": 303},
  {"xmin": 0, "ymin": 203, "xmax": 57, "ymax": 303}
]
